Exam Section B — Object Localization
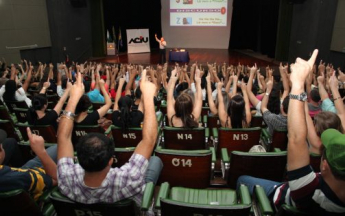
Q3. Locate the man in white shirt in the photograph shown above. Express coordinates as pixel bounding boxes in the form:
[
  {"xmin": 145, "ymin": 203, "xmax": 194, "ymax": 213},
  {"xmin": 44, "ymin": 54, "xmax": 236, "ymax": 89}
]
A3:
[{"xmin": 155, "ymin": 34, "xmax": 167, "ymax": 64}]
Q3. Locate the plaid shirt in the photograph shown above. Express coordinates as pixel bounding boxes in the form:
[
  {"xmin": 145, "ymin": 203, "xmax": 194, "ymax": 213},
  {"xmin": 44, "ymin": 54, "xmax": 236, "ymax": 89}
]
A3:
[
  {"xmin": 57, "ymin": 153, "xmax": 148, "ymax": 207},
  {"xmin": 262, "ymin": 110, "xmax": 287, "ymax": 136}
]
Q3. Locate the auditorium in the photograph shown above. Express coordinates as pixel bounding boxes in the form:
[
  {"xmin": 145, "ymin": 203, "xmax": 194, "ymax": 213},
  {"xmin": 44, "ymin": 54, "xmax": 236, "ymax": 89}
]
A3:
[{"xmin": 0, "ymin": 0, "xmax": 345, "ymax": 215}]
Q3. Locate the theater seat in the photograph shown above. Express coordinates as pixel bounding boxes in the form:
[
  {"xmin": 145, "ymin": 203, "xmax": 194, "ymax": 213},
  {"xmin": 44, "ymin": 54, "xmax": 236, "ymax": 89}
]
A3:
[
  {"xmin": 261, "ymin": 128, "xmax": 288, "ymax": 151},
  {"xmin": 155, "ymin": 146, "xmax": 216, "ymax": 188},
  {"xmin": 50, "ymin": 182, "xmax": 155, "ymax": 216},
  {"xmin": 155, "ymin": 182, "xmax": 251, "ymax": 216},
  {"xmin": 221, "ymin": 149, "xmax": 287, "ymax": 188},
  {"xmin": 161, "ymin": 126, "xmax": 210, "ymax": 150},
  {"xmin": 213, "ymin": 127, "xmax": 262, "ymax": 157},
  {"xmin": 0, "ymin": 189, "xmax": 54, "ymax": 216}
]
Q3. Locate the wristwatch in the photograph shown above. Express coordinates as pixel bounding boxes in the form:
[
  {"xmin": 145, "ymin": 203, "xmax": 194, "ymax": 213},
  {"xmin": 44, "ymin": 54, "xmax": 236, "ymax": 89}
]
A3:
[{"xmin": 289, "ymin": 92, "xmax": 307, "ymax": 101}]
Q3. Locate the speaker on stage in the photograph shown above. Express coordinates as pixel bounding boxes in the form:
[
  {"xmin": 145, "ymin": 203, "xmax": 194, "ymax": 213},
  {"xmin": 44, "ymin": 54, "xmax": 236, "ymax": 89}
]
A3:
[{"xmin": 70, "ymin": 0, "xmax": 87, "ymax": 8}]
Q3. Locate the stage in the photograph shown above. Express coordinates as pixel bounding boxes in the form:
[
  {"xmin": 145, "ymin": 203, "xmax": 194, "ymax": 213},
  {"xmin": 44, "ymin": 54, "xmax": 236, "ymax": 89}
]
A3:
[{"xmin": 89, "ymin": 49, "xmax": 278, "ymax": 67}]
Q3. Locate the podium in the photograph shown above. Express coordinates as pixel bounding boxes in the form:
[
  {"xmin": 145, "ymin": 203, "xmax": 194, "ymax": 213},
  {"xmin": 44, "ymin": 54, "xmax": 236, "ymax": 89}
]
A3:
[{"xmin": 169, "ymin": 49, "xmax": 190, "ymax": 62}]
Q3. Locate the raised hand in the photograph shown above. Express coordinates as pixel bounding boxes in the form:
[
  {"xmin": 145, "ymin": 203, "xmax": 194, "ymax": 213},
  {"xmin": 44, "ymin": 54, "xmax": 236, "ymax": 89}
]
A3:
[
  {"xmin": 70, "ymin": 72, "xmax": 85, "ymax": 101},
  {"xmin": 140, "ymin": 69, "xmax": 156, "ymax": 96},
  {"xmin": 329, "ymin": 71, "xmax": 339, "ymax": 90},
  {"xmin": 27, "ymin": 127, "xmax": 45, "ymax": 155},
  {"xmin": 290, "ymin": 49, "xmax": 319, "ymax": 87}
]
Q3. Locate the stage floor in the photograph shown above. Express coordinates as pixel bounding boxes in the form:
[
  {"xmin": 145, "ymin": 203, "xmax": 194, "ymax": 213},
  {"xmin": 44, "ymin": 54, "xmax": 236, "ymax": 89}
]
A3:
[{"xmin": 89, "ymin": 49, "xmax": 278, "ymax": 67}]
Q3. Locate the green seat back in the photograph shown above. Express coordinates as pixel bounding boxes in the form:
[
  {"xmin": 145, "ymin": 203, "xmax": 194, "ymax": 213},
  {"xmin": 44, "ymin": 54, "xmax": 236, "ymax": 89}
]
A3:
[
  {"xmin": 170, "ymin": 187, "xmax": 237, "ymax": 205},
  {"xmin": 155, "ymin": 147, "xmax": 212, "ymax": 188},
  {"xmin": 50, "ymin": 188, "xmax": 138, "ymax": 216},
  {"xmin": 228, "ymin": 151, "xmax": 287, "ymax": 188},
  {"xmin": 163, "ymin": 126, "xmax": 206, "ymax": 150},
  {"xmin": 217, "ymin": 127, "xmax": 262, "ymax": 156}
]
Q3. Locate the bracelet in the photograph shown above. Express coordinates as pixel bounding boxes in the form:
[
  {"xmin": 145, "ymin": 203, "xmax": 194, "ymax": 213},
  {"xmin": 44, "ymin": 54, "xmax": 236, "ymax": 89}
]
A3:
[
  {"xmin": 334, "ymin": 96, "xmax": 342, "ymax": 101},
  {"xmin": 60, "ymin": 115, "xmax": 74, "ymax": 121},
  {"xmin": 42, "ymin": 87, "xmax": 47, "ymax": 90},
  {"xmin": 62, "ymin": 110, "xmax": 76, "ymax": 117}
]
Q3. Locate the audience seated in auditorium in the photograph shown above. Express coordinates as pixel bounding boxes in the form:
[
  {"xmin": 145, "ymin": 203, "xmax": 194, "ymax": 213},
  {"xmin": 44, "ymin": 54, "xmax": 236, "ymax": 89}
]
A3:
[
  {"xmin": 237, "ymin": 50, "xmax": 345, "ymax": 214},
  {"xmin": 57, "ymin": 71, "xmax": 162, "ymax": 215},
  {"xmin": 0, "ymin": 129, "xmax": 57, "ymax": 201}
]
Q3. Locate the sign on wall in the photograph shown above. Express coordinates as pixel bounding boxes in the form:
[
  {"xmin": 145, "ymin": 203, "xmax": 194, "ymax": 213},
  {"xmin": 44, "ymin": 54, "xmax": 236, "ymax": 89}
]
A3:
[{"xmin": 126, "ymin": 29, "xmax": 151, "ymax": 54}]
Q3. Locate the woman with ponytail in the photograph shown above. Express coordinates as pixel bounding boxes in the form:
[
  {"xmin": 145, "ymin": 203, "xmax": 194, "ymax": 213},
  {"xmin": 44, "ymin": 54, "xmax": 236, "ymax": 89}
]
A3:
[
  {"xmin": 74, "ymin": 78, "xmax": 112, "ymax": 125},
  {"xmin": 112, "ymin": 77, "xmax": 144, "ymax": 130},
  {"xmin": 217, "ymin": 77, "xmax": 251, "ymax": 129},
  {"xmin": 167, "ymin": 66, "xmax": 202, "ymax": 128},
  {"xmin": 27, "ymin": 81, "xmax": 71, "ymax": 131}
]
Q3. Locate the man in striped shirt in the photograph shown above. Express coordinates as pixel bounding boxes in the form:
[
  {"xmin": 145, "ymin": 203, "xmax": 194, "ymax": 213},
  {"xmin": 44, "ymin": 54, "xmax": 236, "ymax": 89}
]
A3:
[
  {"xmin": 57, "ymin": 70, "xmax": 162, "ymax": 215},
  {"xmin": 238, "ymin": 50, "xmax": 345, "ymax": 215}
]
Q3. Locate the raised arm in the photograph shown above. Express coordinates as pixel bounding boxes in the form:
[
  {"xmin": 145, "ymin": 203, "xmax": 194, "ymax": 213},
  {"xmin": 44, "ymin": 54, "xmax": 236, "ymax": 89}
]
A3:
[
  {"xmin": 241, "ymin": 80, "xmax": 252, "ymax": 125},
  {"xmin": 192, "ymin": 68, "xmax": 203, "ymax": 121},
  {"xmin": 247, "ymin": 64, "xmax": 260, "ymax": 107},
  {"xmin": 317, "ymin": 74, "xmax": 329, "ymax": 101},
  {"xmin": 53, "ymin": 82, "xmax": 71, "ymax": 114},
  {"xmin": 155, "ymin": 34, "xmax": 160, "ymax": 43},
  {"xmin": 133, "ymin": 69, "xmax": 157, "ymax": 159},
  {"xmin": 57, "ymin": 72, "xmax": 85, "ymax": 160},
  {"xmin": 261, "ymin": 76, "xmax": 273, "ymax": 114},
  {"xmin": 167, "ymin": 68, "xmax": 178, "ymax": 122},
  {"xmin": 279, "ymin": 63, "xmax": 290, "ymax": 100},
  {"xmin": 39, "ymin": 79, "xmax": 51, "ymax": 94},
  {"xmin": 287, "ymin": 49, "xmax": 318, "ymax": 171},
  {"xmin": 112, "ymin": 77, "xmax": 125, "ymax": 111},
  {"xmin": 22, "ymin": 65, "xmax": 33, "ymax": 92},
  {"xmin": 125, "ymin": 66, "xmax": 136, "ymax": 95},
  {"xmin": 304, "ymin": 102, "xmax": 322, "ymax": 154},
  {"xmin": 231, "ymin": 74, "xmax": 238, "ymax": 97},
  {"xmin": 97, "ymin": 79, "xmax": 112, "ymax": 118},
  {"xmin": 329, "ymin": 72, "xmax": 345, "ymax": 129},
  {"xmin": 217, "ymin": 82, "xmax": 229, "ymax": 127},
  {"xmin": 206, "ymin": 73, "xmax": 217, "ymax": 115},
  {"xmin": 28, "ymin": 127, "xmax": 57, "ymax": 183}
]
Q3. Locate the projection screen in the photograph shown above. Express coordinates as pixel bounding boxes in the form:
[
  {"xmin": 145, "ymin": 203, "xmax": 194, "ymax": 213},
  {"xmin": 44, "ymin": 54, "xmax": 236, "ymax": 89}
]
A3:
[{"xmin": 161, "ymin": 0, "xmax": 233, "ymax": 49}]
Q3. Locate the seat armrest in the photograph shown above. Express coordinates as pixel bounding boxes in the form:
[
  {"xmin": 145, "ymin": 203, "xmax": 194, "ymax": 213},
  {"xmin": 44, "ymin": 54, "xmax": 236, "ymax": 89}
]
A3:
[
  {"xmin": 203, "ymin": 115, "xmax": 208, "ymax": 127},
  {"xmin": 238, "ymin": 184, "xmax": 251, "ymax": 205},
  {"xmin": 210, "ymin": 147, "xmax": 216, "ymax": 179},
  {"xmin": 212, "ymin": 128, "xmax": 218, "ymax": 150},
  {"xmin": 42, "ymin": 203, "xmax": 55, "ymax": 216},
  {"xmin": 221, "ymin": 148, "xmax": 230, "ymax": 180},
  {"xmin": 141, "ymin": 182, "xmax": 155, "ymax": 211},
  {"xmin": 273, "ymin": 148, "xmax": 281, "ymax": 152},
  {"xmin": 155, "ymin": 182, "xmax": 170, "ymax": 210},
  {"xmin": 205, "ymin": 127, "xmax": 209, "ymax": 137},
  {"xmin": 254, "ymin": 185, "xmax": 274, "ymax": 215},
  {"xmin": 157, "ymin": 112, "xmax": 163, "ymax": 123},
  {"xmin": 261, "ymin": 128, "xmax": 271, "ymax": 140},
  {"xmin": 212, "ymin": 127, "xmax": 218, "ymax": 138},
  {"xmin": 105, "ymin": 125, "xmax": 113, "ymax": 135},
  {"xmin": 221, "ymin": 148, "xmax": 230, "ymax": 163}
]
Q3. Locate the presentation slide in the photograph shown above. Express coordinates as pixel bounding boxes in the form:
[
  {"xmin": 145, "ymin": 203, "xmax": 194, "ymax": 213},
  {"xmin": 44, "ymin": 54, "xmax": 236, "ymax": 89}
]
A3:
[{"xmin": 170, "ymin": 0, "xmax": 228, "ymax": 27}]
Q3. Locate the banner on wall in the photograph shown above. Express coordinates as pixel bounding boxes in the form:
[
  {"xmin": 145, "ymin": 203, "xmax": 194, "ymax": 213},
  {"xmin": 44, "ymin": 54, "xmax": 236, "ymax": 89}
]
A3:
[{"xmin": 126, "ymin": 29, "xmax": 150, "ymax": 54}]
